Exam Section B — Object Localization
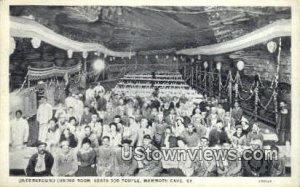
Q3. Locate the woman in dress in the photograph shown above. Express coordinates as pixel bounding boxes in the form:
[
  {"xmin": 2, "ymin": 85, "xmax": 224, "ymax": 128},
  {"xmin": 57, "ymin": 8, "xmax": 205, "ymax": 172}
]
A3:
[
  {"xmin": 59, "ymin": 128, "xmax": 78, "ymax": 148},
  {"xmin": 45, "ymin": 118, "xmax": 61, "ymax": 151},
  {"xmin": 108, "ymin": 122, "xmax": 122, "ymax": 147},
  {"xmin": 75, "ymin": 138, "xmax": 97, "ymax": 176}
]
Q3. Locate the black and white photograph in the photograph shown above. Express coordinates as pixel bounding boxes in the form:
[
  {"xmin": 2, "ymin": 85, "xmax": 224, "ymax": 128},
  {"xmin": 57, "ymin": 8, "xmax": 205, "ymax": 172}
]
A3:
[{"xmin": 7, "ymin": 5, "xmax": 293, "ymax": 179}]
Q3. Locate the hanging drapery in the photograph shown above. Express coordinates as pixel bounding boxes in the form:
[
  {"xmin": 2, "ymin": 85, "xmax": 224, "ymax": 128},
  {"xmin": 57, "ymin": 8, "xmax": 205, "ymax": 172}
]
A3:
[
  {"xmin": 27, "ymin": 63, "xmax": 82, "ymax": 81},
  {"xmin": 177, "ymin": 19, "xmax": 290, "ymax": 55},
  {"xmin": 10, "ymin": 16, "xmax": 135, "ymax": 58}
]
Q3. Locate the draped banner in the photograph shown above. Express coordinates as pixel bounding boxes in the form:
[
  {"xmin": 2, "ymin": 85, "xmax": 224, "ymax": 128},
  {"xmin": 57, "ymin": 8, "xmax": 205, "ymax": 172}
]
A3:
[
  {"xmin": 27, "ymin": 63, "xmax": 82, "ymax": 81},
  {"xmin": 10, "ymin": 16, "xmax": 135, "ymax": 58},
  {"xmin": 177, "ymin": 19, "xmax": 291, "ymax": 55}
]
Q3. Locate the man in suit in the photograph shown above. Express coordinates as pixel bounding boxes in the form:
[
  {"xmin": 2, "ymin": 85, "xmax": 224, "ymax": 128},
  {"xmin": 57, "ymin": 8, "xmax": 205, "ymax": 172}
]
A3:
[{"xmin": 26, "ymin": 141, "xmax": 54, "ymax": 176}]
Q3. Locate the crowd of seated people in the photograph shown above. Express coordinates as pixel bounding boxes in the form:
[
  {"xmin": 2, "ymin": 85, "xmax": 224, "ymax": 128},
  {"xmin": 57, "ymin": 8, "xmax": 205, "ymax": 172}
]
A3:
[{"xmin": 10, "ymin": 82, "xmax": 289, "ymax": 177}]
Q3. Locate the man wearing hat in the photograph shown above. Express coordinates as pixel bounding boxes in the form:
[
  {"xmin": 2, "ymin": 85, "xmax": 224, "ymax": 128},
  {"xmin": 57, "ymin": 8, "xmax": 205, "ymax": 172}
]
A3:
[
  {"xmin": 95, "ymin": 136, "xmax": 115, "ymax": 176},
  {"xmin": 137, "ymin": 135, "xmax": 162, "ymax": 176},
  {"xmin": 246, "ymin": 123, "xmax": 264, "ymax": 145},
  {"xmin": 182, "ymin": 123, "xmax": 200, "ymax": 147},
  {"xmin": 26, "ymin": 141, "xmax": 54, "ymax": 176},
  {"xmin": 114, "ymin": 139, "xmax": 138, "ymax": 176},
  {"xmin": 242, "ymin": 139, "xmax": 269, "ymax": 177},
  {"xmin": 232, "ymin": 102, "xmax": 243, "ymax": 123}
]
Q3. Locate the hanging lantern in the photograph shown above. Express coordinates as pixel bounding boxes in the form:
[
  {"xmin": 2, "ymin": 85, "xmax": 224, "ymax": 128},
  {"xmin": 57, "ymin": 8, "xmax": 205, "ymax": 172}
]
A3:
[
  {"xmin": 173, "ymin": 56, "xmax": 177, "ymax": 61},
  {"xmin": 10, "ymin": 37, "xmax": 16, "ymax": 55},
  {"xmin": 166, "ymin": 55, "xmax": 169, "ymax": 59},
  {"xmin": 109, "ymin": 57, "xmax": 113, "ymax": 61},
  {"xmin": 92, "ymin": 59, "xmax": 106, "ymax": 73},
  {"xmin": 203, "ymin": 61, "xmax": 208, "ymax": 69},
  {"xmin": 129, "ymin": 55, "xmax": 132, "ymax": 60},
  {"xmin": 82, "ymin": 51, "xmax": 88, "ymax": 59},
  {"xmin": 104, "ymin": 54, "xmax": 107, "ymax": 58},
  {"xmin": 155, "ymin": 55, "xmax": 158, "ymax": 59},
  {"xmin": 31, "ymin": 37, "xmax": 41, "ymax": 48},
  {"xmin": 198, "ymin": 55, "xmax": 201, "ymax": 60},
  {"xmin": 236, "ymin": 60, "xmax": 245, "ymax": 71},
  {"xmin": 94, "ymin": 51, "xmax": 100, "ymax": 56},
  {"xmin": 216, "ymin": 62, "xmax": 222, "ymax": 70},
  {"xmin": 191, "ymin": 58, "xmax": 195, "ymax": 63},
  {"xmin": 112, "ymin": 56, "xmax": 115, "ymax": 60},
  {"xmin": 67, "ymin": 49, "xmax": 73, "ymax": 59},
  {"xmin": 145, "ymin": 55, "xmax": 148, "ymax": 59},
  {"xmin": 267, "ymin": 41, "xmax": 277, "ymax": 53},
  {"xmin": 116, "ymin": 7, "xmax": 122, "ymax": 16}
]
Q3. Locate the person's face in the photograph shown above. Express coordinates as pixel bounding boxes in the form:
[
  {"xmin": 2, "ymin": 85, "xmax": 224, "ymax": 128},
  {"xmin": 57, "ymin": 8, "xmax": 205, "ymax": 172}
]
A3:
[
  {"xmin": 194, "ymin": 118, "xmax": 201, "ymax": 124},
  {"xmin": 195, "ymin": 108, "xmax": 200, "ymax": 114},
  {"xmin": 102, "ymin": 138, "xmax": 110, "ymax": 147},
  {"xmin": 49, "ymin": 120, "xmax": 56, "ymax": 128},
  {"xmin": 222, "ymin": 143, "xmax": 231, "ymax": 150},
  {"xmin": 143, "ymin": 139, "xmax": 151, "ymax": 146},
  {"xmin": 129, "ymin": 118, "xmax": 135, "ymax": 125},
  {"xmin": 82, "ymin": 143, "xmax": 90, "ymax": 150},
  {"xmin": 152, "ymin": 108, "xmax": 158, "ymax": 114},
  {"xmin": 141, "ymin": 119, "xmax": 148, "ymax": 127},
  {"xmin": 165, "ymin": 128, "xmax": 171, "ymax": 135},
  {"xmin": 225, "ymin": 112, "xmax": 230, "ymax": 117},
  {"xmin": 15, "ymin": 112, "xmax": 22, "ymax": 119},
  {"xmin": 234, "ymin": 102, "xmax": 239, "ymax": 108},
  {"xmin": 85, "ymin": 128, "xmax": 91, "ymax": 136},
  {"xmin": 252, "ymin": 124, "xmax": 258, "ymax": 132},
  {"xmin": 216, "ymin": 122, "xmax": 223, "ymax": 130},
  {"xmin": 61, "ymin": 144, "xmax": 70, "ymax": 154},
  {"xmin": 59, "ymin": 116, "xmax": 66, "ymax": 123},
  {"xmin": 170, "ymin": 109, "xmax": 175, "ymax": 115},
  {"xmin": 187, "ymin": 125, "xmax": 194, "ymax": 133},
  {"xmin": 119, "ymin": 99, "xmax": 124, "ymax": 105},
  {"xmin": 84, "ymin": 107, "xmax": 89, "ymax": 113},
  {"xmin": 114, "ymin": 118, "xmax": 120, "ymax": 123},
  {"xmin": 251, "ymin": 143, "xmax": 260, "ymax": 150},
  {"xmin": 237, "ymin": 128, "xmax": 242, "ymax": 134},
  {"xmin": 63, "ymin": 129, "xmax": 70, "ymax": 137},
  {"xmin": 177, "ymin": 140, "xmax": 185, "ymax": 148},
  {"xmin": 123, "ymin": 143, "xmax": 130, "ymax": 152},
  {"xmin": 200, "ymin": 139, "xmax": 208, "ymax": 147},
  {"xmin": 91, "ymin": 115, "xmax": 97, "ymax": 122},
  {"xmin": 70, "ymin": 119, "xmax": 76, "ymax": 125},
  {"xmin": 37, "ymin": 145, "xmax": 46, "ymax": 154}
]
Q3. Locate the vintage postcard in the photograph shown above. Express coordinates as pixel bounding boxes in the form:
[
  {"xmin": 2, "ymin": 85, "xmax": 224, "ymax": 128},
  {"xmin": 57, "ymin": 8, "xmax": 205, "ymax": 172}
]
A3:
[{"xmin": 0, "ymin": 0, "xmax": 299, "ymax": 187}]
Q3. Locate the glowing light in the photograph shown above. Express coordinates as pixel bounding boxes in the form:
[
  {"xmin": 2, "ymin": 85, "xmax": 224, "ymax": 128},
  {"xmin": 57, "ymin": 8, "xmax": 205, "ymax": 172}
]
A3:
[
  {"xmin": 237, "ymin": 61, "xmax": 245, "ymax": 71},
  {"xmin": 267, "ymin": 41, "xmax": 277, "ymax": 53},
  {"xmin": 67, "ymin": 49, "xmax": 73, "ymax": 58},
  {"xmin": 216, "ymin": 62, "xmax": 222, "ymax": 70},
  {"xmin": 92, "ymin": 59, "xmax": 106, "ymax": 73},
  {"xmin": 82, "ymin": 51, "xmax": 88, "ymax": 59},
  {"xmin": 31, "ymin": 37, "xmax": 41, "ymax": 48},
  {"xmin": 203, "ymin": 61, "xmax": 208, "ymax": 69}
]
